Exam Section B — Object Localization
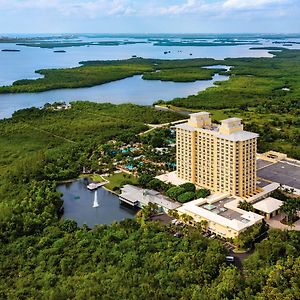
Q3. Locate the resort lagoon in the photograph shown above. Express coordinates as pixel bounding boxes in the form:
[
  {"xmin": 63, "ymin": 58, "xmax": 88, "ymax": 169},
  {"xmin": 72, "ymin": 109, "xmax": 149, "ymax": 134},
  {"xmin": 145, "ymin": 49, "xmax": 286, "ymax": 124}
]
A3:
[{"xmin": 58, "ymin": 178, "xmax": 138, "ymax": 228}]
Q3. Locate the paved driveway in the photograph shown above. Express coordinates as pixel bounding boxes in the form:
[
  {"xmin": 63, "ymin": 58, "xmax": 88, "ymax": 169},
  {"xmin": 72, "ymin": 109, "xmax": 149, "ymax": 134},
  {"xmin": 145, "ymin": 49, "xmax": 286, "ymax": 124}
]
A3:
[{"xmin": 266, "ymin": 214, "xmax": 300, "ymax": 231}]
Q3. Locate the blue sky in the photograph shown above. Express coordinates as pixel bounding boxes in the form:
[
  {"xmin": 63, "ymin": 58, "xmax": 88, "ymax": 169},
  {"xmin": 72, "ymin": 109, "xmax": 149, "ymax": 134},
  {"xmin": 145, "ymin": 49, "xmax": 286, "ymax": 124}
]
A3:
[{"xmin": 0, "ymin": 0, "xmax": 299, "ymax": 33}]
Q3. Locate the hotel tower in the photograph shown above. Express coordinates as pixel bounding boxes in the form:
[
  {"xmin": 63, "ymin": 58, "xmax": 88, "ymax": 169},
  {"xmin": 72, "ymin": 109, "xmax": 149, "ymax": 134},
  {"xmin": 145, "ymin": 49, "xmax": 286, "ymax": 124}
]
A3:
[{"xmin": 175, "ymin": 112, "xmax": 258, "ymax": 197}]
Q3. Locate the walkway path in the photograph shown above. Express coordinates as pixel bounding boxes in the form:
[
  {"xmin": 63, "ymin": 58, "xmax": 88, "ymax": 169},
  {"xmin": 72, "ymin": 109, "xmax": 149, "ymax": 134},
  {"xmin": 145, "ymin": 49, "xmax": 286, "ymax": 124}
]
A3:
[{"xmin": 140, "ymin": 118, "xmax": 188, "ymax": 136}]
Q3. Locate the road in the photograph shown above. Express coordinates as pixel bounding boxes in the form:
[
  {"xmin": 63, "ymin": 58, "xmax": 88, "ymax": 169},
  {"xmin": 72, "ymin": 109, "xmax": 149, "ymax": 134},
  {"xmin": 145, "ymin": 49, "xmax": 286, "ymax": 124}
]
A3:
[{"xmin": 139, "ymin": 119, "xmax": 188, "ymax": 135}]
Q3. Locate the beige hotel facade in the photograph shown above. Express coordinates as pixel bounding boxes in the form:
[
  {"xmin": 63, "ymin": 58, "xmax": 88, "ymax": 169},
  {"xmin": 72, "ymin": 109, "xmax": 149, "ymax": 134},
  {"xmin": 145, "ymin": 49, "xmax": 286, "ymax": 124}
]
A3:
[{"xmin": 175, "ymin": 112, "xmax": 258, "ymax": 197}]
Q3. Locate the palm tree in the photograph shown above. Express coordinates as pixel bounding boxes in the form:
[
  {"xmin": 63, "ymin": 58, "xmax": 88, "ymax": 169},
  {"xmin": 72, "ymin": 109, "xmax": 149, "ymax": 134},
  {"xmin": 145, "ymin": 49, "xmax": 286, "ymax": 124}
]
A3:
[
  {"xmin": 280, "ymin": 198, "xmax": 300, "ymax": 227},
  {"xmin": 200, "ymin": 220, "xmax": 208, "ymax": 231},
  {"xmin": 180, "ymin": 213, "xmax": 193, "ymax": 224},
  {"xmin": 168, "ymin": 209, "xmax": 179, "ymax": 219},
  {"xmin": 238, "ymin": 200, "xmax": 254, "ymax": 212}
]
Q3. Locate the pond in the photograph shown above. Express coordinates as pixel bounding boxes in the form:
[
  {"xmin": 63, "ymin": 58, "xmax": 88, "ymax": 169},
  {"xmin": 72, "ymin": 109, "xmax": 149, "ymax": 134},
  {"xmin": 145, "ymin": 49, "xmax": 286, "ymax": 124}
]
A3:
[{"xmin": 57, "ymin": 178, "xmax": 138, "ymax": 227}]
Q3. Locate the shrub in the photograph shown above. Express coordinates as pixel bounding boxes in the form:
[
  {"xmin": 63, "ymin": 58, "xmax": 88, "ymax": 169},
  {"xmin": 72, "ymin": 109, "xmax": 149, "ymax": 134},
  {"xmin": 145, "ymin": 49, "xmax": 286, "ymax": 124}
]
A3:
[
  {"xmin": 177, "ymin": 192, "xmax": 196, "ymax": 203},
  {"xmin": 180, "ymin": 182, "xmax": 196, "ymax": 193},
  {"xmin": 166, "ymin": 186, "xmax": 186, "ymax": 200},
  {"xmin": 138, "ymin": 174, "xmax": 154, "ymax": 187},
  {"xmin": 147, "ymin": 179, "xmax": 163, "ymax": 191},
  {"xmin": 195, "ymin": 188, "xmax": 210, "ymax": 199}
]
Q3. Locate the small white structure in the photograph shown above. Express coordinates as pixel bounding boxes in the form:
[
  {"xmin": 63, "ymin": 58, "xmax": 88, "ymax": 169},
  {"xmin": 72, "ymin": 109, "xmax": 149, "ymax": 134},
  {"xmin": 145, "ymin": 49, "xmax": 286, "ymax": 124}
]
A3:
[{"xmin": 253, "ymin": 197, "xmax": 283, "ymax": 219}]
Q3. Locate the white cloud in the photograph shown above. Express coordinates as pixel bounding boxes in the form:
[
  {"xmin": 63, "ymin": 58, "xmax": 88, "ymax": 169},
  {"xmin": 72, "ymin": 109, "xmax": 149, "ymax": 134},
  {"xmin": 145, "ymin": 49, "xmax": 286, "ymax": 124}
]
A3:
[
  {"xmin": 223, "ymin": 0, "xmax": 288, "ymax": 10},
  {"xmin": 141, "ymin": 0, "xmax": 292, "ymax": 16},
  {"xmin": 0, "ymin": 0, "xmax": 295, "ymax": 18},
  {"xmin": 0, "ymin": 0, "xmax": 134, "ymax": 17},
  {"xmin": 143, "ymin": 0, "xmax": 220, "ymax": 16}
]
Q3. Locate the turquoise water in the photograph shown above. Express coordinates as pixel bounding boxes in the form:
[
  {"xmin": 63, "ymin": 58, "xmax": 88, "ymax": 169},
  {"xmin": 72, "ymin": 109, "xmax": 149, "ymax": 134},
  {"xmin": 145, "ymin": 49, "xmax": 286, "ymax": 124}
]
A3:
[
  {"xmin": 121, "ymin": 147, "xmax": 138, "ymax": 153},
  {"xmin": 125, "ymin": 165, "xmax": 134, "ymax": 171}
]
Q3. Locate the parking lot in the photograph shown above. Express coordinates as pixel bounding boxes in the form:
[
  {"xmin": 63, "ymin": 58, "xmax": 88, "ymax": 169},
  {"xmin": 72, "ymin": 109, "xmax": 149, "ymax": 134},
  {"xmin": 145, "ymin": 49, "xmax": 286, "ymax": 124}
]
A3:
[
  {"xmin": 256, "ymin": 178, "xmax": 271, "ymax": 188},
  {"xmin": 257, "ymin": 159, "xmax": 273, "ymax": 170},
  {"xmin": 257, "ymin": 159, "xmax": 300, "ymax": 190}
]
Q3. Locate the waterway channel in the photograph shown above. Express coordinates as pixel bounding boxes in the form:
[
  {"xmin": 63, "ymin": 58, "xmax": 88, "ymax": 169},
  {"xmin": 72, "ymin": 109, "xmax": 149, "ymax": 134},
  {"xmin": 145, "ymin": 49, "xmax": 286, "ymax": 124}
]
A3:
[{"xmin": 0, "ymin": 73, "xmax": 229, "ymax": 119}]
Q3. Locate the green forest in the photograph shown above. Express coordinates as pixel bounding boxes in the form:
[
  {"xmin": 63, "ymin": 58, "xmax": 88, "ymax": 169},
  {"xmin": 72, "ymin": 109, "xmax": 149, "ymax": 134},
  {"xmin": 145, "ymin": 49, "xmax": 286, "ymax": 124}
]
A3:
[
  {"xmin": 1, "ymin": 50, "xmax": 299, "ymax": 107},
  {"xmin": 0, "ymin": 103, "xmax": 300, "ymax": 299},
  {"xmin": 0, "ymin": 49, "xmax": 299, "ymax": 158}
]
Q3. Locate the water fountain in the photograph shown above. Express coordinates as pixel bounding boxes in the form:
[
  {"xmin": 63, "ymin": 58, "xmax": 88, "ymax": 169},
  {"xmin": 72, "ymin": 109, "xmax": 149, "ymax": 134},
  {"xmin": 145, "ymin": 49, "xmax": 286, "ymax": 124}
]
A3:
[{"xmin": 93, "ymin": 190, "xmax": 99, "ymax": 208}]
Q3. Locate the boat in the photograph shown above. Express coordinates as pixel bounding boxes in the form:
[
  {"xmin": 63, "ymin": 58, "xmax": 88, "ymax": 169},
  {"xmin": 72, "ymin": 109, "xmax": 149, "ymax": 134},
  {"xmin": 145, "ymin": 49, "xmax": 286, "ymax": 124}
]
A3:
[{"xmin": 93, "ymin": 190, "xmax": 99, "ymax": 208}]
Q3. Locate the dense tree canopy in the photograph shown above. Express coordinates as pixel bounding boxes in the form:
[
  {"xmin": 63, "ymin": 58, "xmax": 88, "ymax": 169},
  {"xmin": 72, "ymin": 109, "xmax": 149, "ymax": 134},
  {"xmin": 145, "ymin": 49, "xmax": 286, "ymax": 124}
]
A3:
[{"xmin": 1, "ymin": 102, "xmax": 300, "ymax": 299}]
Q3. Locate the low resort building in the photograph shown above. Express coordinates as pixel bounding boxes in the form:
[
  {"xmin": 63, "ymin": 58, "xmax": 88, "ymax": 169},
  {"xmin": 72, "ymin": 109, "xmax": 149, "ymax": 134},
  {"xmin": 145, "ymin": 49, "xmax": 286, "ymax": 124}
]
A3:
[
  {"xmin": 177, "ymin": 193, "xmax": 264, "ymax": 238},
  {"xmin": 252, "ymin": 197, "xmax": 283, "ymax": 220},
  {"xmin": 119, "ymin": 184, "xmax": 181, "ymax": 213}
]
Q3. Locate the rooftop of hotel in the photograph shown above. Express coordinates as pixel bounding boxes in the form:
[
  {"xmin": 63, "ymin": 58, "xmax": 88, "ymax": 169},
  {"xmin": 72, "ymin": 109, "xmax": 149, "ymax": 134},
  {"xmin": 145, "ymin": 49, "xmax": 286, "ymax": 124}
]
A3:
[
  {"xmin": 217, "ymin": 130, "xmax": 259, "ymax": 142},
  {"xmin": 190, "ymin": 112, "xmax": 210, "ymax": 117},
  {"xmin": 221, "ymin": 117, "xmax": 242, "ymax": 123},
  {"xmin": 175, "ymin": 112, "xmax": 258, "ymax": 141}
]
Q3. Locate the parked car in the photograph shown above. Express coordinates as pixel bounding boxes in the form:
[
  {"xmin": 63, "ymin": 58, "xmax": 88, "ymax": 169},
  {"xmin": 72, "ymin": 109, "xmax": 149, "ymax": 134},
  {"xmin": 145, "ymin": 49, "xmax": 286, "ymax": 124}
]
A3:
[{"xmin": 225, "ymin": 256, "xmax": 235, "ymax": 263}]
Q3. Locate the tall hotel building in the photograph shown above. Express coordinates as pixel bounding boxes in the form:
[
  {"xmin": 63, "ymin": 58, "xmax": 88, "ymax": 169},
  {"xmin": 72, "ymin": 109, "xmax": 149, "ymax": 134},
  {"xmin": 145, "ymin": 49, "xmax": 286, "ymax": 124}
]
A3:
[{"xmin": 175, "ymin": 112, "xmax": 258, "ymax": 197}]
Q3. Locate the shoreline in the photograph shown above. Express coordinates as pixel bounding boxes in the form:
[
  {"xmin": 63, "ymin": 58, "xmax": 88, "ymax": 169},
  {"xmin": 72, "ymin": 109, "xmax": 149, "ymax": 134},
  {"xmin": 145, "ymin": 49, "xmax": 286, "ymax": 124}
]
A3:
[
  {"xmin": 0, "ymin": 63, "xmax": 228, "ymax": 95},
  {"xmin": 57, "ymin": 175, "xmax": 120, "ymax": 196}
]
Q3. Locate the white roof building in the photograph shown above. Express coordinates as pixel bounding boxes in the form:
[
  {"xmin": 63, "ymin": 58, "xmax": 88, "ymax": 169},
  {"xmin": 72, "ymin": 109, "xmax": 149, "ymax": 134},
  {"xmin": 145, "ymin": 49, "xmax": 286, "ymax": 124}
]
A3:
[
  {"xmin": 177, "ymin": 193, "xmax": 264, "ymax": 238},
  {"xmin": 253, "ymin": 197, "xmax": 283, "ymax": 214},
  {"xmin": 119, "ymin": 185, "xmax": 181, "ymax": 212}
]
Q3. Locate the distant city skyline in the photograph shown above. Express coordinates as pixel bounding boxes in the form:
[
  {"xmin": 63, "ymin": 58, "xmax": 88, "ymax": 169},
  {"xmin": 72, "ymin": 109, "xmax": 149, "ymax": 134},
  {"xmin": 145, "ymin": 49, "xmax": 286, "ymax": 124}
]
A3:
[{"xmin": 0, "ymin": 0, "xmax": 299, "ymax": 34}]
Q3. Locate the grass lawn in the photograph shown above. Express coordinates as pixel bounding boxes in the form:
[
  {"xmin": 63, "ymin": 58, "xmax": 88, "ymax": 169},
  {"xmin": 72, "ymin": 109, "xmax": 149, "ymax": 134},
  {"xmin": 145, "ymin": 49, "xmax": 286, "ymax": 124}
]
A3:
[
  {"xmin": 90, "ymin": 174, "xmax": 107, "ymax": 183},
  {"xmin": 79, "ymin": 173, "xmax": 107, "ymax": 183},
  {"xmin": 104, "ymin": 172, "xmax": 138, "ymax": 193}
]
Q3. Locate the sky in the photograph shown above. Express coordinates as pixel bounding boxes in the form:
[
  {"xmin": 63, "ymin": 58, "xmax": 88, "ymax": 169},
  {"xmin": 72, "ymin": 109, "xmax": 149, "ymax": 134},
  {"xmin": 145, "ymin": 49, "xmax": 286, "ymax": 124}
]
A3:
[{"xmin": 0, "ymin": 0, "xmax": 299, "ymax": 34}]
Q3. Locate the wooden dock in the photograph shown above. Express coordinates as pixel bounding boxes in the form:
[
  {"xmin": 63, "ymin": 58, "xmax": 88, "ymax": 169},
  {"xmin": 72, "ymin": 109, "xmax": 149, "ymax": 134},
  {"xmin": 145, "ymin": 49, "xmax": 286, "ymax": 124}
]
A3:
[{"xmin": 87, "ymin": 182, "xmax": 106, "ymax": 190}]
